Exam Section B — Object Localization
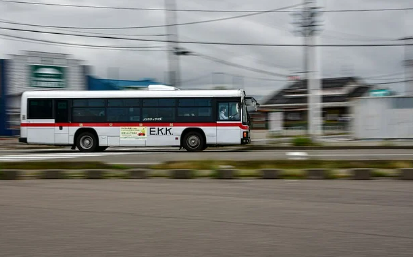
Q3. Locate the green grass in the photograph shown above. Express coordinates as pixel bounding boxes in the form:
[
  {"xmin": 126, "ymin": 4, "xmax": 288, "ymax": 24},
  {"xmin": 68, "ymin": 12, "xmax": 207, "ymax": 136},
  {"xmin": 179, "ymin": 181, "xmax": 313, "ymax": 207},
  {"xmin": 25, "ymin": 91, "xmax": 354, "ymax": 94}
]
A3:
[
  {"xmin": 372, "ymin": 170, "xmax": 397, "ymax": 178},
  {"xmin": 153, "ymin": 160, "xmax": 413, "ymax": 171},
  {"xmin": 292, "ymin": 136, "xmax": 314, "ymax": 146}
]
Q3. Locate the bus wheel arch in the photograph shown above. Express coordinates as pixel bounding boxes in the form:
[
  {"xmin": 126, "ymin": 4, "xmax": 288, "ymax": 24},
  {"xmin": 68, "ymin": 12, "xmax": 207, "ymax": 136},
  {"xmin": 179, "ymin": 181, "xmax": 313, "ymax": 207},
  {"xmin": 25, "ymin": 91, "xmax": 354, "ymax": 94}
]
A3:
[
  {"xmin": 74, "ymin": 128, "xmax": 99, "ymax": 152},
  {"xmin": 181, "ymin": 128, "xmax": 206, "ymax": 152}
]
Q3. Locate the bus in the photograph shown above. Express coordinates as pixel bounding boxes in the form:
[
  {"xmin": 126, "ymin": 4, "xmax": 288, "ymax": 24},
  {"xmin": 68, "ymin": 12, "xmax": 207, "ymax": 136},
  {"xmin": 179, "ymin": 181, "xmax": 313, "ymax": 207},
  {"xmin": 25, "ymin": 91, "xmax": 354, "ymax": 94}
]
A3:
[{"xmin": 19, "ymin": 87, "xmax": 257, "ymax": 152}]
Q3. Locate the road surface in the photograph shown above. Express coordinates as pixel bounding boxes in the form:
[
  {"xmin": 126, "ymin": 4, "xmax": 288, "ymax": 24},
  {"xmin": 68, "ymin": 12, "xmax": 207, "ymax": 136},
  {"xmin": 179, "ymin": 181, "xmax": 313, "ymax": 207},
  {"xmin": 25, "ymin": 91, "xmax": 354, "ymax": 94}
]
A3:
[
  {"xmin": 1, "ymin": 148, "xmax": 413, "ymax": 164},
  {"xmin": 0, "ymin": 179, "xmax": 412, "ymax": 257}
]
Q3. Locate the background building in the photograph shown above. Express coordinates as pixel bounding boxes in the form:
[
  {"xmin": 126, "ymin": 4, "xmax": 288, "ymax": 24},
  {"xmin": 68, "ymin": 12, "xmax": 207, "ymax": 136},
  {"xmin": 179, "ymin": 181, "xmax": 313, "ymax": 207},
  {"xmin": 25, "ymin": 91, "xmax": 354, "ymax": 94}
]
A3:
[
  {"xmin": 259, "ymin": 77, "xmax": 372, "ymax": 130},
  {"xmin": 0, "ymin": 51, "xmax": 161, "ymax": 136}
]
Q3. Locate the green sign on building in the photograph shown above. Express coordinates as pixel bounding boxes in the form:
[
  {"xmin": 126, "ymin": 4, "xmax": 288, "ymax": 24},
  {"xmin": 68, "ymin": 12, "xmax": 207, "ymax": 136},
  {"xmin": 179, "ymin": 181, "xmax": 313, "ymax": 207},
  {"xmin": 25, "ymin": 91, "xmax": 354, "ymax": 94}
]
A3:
[
  {"xmin": 370, "ymin": 89, "xmax": 391, "ymax": 97},
  {"xmin": 30, "ymin": 65, "xmax": 66, "ymax": 88}
]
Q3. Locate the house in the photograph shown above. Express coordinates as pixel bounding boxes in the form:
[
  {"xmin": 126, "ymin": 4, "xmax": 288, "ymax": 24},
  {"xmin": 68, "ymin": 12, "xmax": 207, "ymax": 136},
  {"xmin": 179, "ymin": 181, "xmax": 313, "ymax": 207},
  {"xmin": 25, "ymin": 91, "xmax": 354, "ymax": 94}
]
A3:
[{"xmin": 259, "ymin": 77, "xmax": 372, "ymax": 129}]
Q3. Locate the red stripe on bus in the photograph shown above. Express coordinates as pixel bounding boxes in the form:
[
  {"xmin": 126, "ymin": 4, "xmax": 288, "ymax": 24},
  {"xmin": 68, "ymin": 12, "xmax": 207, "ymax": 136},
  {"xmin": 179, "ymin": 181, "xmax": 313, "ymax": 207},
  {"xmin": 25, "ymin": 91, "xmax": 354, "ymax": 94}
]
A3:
[{"xmin": 20, "ymin": 122, "xmax": 249, "ymax": 130}]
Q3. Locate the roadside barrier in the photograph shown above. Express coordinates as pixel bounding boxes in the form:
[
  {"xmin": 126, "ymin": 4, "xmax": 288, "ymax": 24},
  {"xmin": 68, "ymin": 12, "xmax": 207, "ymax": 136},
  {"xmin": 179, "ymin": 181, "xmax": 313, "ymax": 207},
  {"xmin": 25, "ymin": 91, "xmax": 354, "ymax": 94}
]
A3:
[
  {"xmin": 260, "ymin": 169, "xmax": 280, "ymax": 179},
  {"xmin": 306, "ymin": 169, "xmax": 328, "ymax": 179},
  {"xmin": 127, "ymin": 169, "xmax": 148, "ymax": 179},
  {"xmin": 85, "ymin": 169, "xmax": 106, "ymax": 179},
  {"xmin": 399, "ymin": 168, "xmax": 413, "ymax": 180},
  {"xmin": 216, "ymin": 169, "xmax": 236, "ymax": 179},
  {"xmin": 171, "ymin": 169, "xmax": 193, "ymax": 179},
  {"xmin": 40, "ymin": 169, "xmax": 65, "ymax": 179},
  {"xmin": 351, "ymin": 168, "xmax": 372, "ymax": 180},
  {"xmin": 1, "ymin": 170, "xmax": 20, "ymax": 180}
]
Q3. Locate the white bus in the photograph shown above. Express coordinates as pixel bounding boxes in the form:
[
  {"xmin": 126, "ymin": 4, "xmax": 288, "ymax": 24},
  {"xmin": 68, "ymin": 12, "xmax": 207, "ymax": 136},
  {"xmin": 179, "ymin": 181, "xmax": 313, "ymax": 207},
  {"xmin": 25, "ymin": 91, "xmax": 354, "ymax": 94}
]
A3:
[{"xmin": 19, "ymin": 87, "xmax": 256, "ymax": 152}]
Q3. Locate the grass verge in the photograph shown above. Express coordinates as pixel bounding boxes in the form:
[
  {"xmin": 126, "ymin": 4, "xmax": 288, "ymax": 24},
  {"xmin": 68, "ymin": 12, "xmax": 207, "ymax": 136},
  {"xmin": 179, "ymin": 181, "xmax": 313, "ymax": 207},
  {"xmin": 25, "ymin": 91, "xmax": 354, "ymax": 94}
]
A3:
[{"xmin": 153, "ymin": 160, "xmax": 413, "ymax": 171}]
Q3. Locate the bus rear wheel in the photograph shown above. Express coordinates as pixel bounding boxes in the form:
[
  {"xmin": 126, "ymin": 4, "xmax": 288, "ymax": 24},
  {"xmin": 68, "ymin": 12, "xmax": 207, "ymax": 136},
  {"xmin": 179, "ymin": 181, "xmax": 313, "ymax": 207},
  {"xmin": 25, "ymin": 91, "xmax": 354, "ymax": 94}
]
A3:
[
  {"xmin": 183, "ymin": 131, "xmax": 204, "ymax": 152},
  {"xmin": 76, "ymin": 132, "xmax": 98, "ymax": 152}
]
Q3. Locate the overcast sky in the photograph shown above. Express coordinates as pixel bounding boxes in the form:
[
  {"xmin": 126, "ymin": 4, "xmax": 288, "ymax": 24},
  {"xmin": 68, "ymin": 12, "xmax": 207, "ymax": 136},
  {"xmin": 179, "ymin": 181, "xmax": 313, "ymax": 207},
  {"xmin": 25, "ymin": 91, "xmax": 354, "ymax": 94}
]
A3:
[{"xmin": 0, "ymin": 0, "xmax": 412, "ymax": 96}]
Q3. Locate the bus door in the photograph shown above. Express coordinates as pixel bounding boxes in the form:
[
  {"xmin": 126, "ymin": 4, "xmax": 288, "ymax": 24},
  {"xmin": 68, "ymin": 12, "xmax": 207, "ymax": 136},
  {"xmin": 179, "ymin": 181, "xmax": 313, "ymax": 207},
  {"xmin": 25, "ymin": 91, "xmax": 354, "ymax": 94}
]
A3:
[
  {"xmin": 216, "ymin": 101, "xmax": 242, "ymax": 144},
  {"xmin": 54, "ymin": 99, "xmax": 70, "ymax": 145}
]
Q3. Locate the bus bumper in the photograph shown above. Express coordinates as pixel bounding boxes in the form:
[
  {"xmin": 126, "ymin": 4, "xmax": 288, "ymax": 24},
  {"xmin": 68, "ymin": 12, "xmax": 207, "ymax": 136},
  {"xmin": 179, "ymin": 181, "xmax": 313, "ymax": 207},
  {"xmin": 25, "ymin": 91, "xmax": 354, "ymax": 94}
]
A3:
[
  {"xmin": 241, "ymin": 138, "xmax": 250, "ymax": 144},
  {"xmin": 19, "ymin": 137, "xmax": 27, "ymax": 143}
]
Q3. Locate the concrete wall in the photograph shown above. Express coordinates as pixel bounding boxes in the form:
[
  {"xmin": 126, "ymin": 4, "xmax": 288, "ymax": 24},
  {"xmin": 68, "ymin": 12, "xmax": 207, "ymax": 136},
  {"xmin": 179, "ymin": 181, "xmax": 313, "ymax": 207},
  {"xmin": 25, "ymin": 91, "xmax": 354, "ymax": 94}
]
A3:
[{"xmin": 353, "ymin": 97, "xmax": 413, "ymax": 139}]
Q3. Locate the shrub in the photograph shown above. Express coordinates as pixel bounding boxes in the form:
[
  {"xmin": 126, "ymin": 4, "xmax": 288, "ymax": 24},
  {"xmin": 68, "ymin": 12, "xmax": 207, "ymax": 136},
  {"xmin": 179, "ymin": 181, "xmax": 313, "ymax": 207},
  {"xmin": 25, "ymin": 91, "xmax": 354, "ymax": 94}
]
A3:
[{"xmin": 292, "ymin": 136, "xmax": 314, "ymax": 146}]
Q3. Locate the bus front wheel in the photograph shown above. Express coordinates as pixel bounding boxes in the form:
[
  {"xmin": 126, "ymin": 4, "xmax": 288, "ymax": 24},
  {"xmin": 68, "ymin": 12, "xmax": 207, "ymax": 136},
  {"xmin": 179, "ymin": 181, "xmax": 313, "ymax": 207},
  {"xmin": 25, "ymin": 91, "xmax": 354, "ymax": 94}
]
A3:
[
  {"xmin": 76, "ymin": 132, "xmax": 98, "ymax": 152},
  {"xmin": 183, "ymin": 131, "xmax": 204, "ymax": 152}
]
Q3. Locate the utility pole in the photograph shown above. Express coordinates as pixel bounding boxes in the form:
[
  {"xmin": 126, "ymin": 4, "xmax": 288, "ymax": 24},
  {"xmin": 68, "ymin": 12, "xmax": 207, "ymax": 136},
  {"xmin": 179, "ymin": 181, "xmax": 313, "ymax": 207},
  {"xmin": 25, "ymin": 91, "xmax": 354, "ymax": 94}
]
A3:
[
  {"xmin": 164, "ymin": 0, "xmax": 180, "ymax": 87},
  {"xmin": 291, "ymin": 0, "xmax": 322, "ymax": 139},
  {"xmin": 400, "ymin": 36, "xmax": 413, "ymax": 95}
]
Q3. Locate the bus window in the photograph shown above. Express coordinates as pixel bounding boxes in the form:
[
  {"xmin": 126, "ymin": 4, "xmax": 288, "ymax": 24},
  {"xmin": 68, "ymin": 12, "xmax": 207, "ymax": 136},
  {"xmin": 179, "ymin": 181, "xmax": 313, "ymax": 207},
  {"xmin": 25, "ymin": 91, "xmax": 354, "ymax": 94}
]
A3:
[
  {"xmin": 142, "ymin": 108, "xmax": 175, "ymax": 122},
  {"xmin": 218, "ymin": 102, "xmax": 240, "ymax": 121},
  {"xmin": 73, "ymin": 99, "xmax": 105, "ymax": 107},
  {"xmin": 28, "ymin": 99, "xmax": 53, "ymax": 119},
  {"xmin": 108, "ymin": 99, "xmax": 140, "ymax": 107},
  {"xmin": 72, "ymin": 108, "xmax": 106, "ymax": 122},
  {"xmin": 107, "ymin": 107, "xmax": 140, "ymax": 122}
]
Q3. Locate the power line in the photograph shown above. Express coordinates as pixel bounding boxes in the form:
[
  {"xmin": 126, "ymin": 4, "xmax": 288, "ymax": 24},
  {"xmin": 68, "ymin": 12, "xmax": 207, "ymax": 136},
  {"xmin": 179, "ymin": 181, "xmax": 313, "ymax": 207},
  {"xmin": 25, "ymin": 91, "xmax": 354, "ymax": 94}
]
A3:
[
  {"xmin": 0, "ymin": 33, "xmax": 166, "ymax": 51},
  {"xmin": 0, "ymin": 19, "xmax": 169, "ymax": 37},
  {"xmin": 195, "ymin": 53, "xmax": 288, "ymax": 77},
  {"xmin": 1, "ymin": 26, "xmax": 413, "ymax": 47},
  {"xmin": 374, "ymin": 79, "xmax": 413, "ymax": 85},
  {"xmin": 0, "ymin": 3, "xmax": 303, "ymax": 30},
  {"xmin": 180, "ymin": 35, "xmax": 292, "ymax": 71},
  {"xmin": 322, "ymin": 30, "xmax": 396, "ymax": 42},
  {"xmin": 181, "ymin": 74, "xmax": 212, "ymax": 84},
  {"xmin": 368, "ymin": 77, "xmax": 406, "ymax": 81},
  {"xmin": 364, "ymin": 71, "xmax": 406, "ymax": 79},
  {"xmin": 2, "ymin": 0, "xmax": 413, "ymax": 13},
  {"xmin": 0, "ymin": 32, "xmax": 286, "ymax": 79}
]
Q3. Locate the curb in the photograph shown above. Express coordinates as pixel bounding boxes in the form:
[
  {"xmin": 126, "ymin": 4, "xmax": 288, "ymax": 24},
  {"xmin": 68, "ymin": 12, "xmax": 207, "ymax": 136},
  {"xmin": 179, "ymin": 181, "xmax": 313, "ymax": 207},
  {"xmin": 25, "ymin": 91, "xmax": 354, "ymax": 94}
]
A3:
[{"xmin": 1, "ymin": 168, "xmax": 412, "ymax": 180}]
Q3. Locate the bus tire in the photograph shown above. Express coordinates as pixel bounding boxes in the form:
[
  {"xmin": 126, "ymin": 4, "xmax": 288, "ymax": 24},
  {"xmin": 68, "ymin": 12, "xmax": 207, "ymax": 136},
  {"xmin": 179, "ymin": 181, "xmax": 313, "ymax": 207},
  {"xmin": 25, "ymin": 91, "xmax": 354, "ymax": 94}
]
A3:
[
  {"xmin": 96, "ymin": 146, "xmax": 108, "ymax": 152},
  {"xmin": 76, "ymin": 132, "xmax": 98, "ymax": 152},
  {"xmin": 183, "ymin": 131, "xmax": 204, "ymax": 152}
]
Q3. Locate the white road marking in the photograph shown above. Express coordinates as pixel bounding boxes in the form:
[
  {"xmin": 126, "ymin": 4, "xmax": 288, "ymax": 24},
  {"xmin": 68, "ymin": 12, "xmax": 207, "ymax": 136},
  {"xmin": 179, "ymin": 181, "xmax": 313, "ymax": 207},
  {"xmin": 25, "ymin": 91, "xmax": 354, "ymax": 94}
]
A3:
[
  {"xmin": 0, "ymin": 152, "xmax": 148, "ymax": 162},
  {"xmin": 286, "ymin": 152, "xmax": 308, "ymax": 160}
]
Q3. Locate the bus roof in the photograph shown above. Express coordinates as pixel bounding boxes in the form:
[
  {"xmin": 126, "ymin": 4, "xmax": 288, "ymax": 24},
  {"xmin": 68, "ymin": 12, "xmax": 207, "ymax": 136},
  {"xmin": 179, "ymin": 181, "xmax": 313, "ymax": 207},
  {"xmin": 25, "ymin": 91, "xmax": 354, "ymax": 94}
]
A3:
[{"xmin": 22, "ymin": 89, "xmax": 245, "ymax": 99}]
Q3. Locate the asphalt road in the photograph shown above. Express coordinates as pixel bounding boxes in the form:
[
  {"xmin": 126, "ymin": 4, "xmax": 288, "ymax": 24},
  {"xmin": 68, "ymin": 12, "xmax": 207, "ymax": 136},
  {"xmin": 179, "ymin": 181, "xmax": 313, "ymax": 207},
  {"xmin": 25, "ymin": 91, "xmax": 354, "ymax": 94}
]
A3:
[
  {"xmin": 1, "ymin": 179, "xmax": 412, "ymax": 257},
  {"xmin": 2, "ymin": 148, "xmax": 413, "ymax": 164}
]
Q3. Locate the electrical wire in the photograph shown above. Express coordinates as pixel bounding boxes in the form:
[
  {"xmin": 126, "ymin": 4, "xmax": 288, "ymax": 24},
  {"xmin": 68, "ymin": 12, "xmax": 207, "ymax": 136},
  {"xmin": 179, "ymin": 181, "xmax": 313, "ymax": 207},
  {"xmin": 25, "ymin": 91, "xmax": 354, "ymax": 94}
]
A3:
[
  {"xmin": 373, "ymin": 80, "xmax": 413, "ymax": 85},
  {"xmin": 2, "ymin": 0, "xmax": 413, "ymax": 13},
  {"xmin": 0, "ymin": 20, "xmax": 169, "ymax": 37},
  {"xmin": 0, "ymin": 3, "xmax": 304, "ymax": 30},
  {"xmin": 179, "ymin": 35, "xmax": 292, "ymax": 71},
  {"xmin": 364, "ymin": 71, "xmax": 406, "ymax": 79},
  {"xmin": 322, "ymin": 32, "xmax": 396, "ymax": 43},
  {"xmin": 0, "ymin": 32, "xmax": 289, "ymax": 78},
  {"xmin": 195, "ymin": 53, "xmax": 288, "ymax": 77},
  {"xmin": 1, "ymin": 26, "xmax": 412, "ymax": 47},
  {"xmin": 0, "ymin": 33, "xmax": 166, "ymax": 51}
]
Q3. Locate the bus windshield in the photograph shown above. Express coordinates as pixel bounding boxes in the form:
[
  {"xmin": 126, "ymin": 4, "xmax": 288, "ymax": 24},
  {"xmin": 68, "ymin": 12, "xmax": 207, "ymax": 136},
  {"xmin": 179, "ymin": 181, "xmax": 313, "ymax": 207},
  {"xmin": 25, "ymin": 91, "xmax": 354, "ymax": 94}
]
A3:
[{"xmin": 242, "ymin": 102, "xmax": 249, "ymax": 125}]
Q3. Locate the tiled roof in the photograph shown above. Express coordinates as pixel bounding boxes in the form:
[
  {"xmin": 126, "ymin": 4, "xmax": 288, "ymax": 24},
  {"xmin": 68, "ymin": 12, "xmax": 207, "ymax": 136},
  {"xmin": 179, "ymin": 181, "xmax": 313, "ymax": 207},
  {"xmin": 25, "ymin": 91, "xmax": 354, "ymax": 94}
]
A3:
[{"xmin": 263, "ymin": 77, "xmax": 371, "ymax": 106}]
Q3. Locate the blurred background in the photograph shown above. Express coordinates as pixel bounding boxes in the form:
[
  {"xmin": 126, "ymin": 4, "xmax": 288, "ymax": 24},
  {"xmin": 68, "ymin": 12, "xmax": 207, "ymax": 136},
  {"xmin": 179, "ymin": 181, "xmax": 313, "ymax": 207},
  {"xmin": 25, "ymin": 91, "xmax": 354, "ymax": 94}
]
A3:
[{"xmin": 0, "ymin": 0, "xmax": 412, "ymax": 141}]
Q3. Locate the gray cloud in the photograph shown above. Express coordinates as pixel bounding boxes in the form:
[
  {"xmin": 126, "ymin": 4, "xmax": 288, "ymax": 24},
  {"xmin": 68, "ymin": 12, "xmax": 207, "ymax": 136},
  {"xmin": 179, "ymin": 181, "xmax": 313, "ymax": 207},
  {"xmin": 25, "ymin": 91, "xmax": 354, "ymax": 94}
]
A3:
[{"xmin": 0, "ymin": 0, "xmax": 412, "ymax": 96}]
